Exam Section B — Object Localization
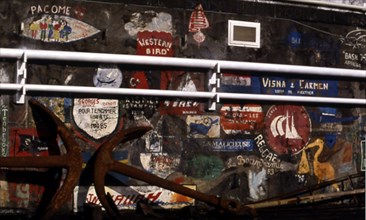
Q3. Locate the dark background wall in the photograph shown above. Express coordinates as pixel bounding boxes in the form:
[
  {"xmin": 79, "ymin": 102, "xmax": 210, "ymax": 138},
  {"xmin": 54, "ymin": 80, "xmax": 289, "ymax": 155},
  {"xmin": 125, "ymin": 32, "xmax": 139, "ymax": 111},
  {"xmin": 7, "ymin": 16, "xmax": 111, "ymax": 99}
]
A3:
[{"xmin": 0, "ymin": 0, "xmax": 365, "ymax": 216}]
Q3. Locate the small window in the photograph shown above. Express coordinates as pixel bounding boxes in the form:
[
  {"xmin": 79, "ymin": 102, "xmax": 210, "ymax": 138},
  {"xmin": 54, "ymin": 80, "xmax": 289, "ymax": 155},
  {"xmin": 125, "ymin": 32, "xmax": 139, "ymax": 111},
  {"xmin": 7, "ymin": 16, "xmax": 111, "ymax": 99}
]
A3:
[{"xmin": 228, "ymin": 20, "xmax": 261, "ymax": 48}]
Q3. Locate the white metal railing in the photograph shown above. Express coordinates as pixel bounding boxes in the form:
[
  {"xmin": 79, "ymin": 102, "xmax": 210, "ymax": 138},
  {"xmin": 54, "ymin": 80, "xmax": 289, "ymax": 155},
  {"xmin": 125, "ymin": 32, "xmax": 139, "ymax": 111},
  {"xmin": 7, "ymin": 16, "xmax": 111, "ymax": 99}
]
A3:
[
  {"xmin": 1, "ymin": 48, "xmax": 365, "ymax": 77},
  {"xmin": 0, "ymin": 48, "xmax": 365, "ymax": 107},
  {"xmin": 1, "ymin": 83, "xmax": 364, "ymax": 105}
]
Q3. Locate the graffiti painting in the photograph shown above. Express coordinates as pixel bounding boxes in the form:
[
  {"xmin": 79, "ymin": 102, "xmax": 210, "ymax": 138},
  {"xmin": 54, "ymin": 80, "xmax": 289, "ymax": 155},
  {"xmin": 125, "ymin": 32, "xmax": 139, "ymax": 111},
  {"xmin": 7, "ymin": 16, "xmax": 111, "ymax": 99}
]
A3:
[
  {"xmin": 74, "ymin": 185, "xmax": 196, "ymax": 211},
  {"xmin": 140, "ymin": 153, "xmax": 180, "ymax": 178},
  {"xmin": 188, "ymin": 4, "xmax": 209, "ymax": 45},
  {"xmin": 220, "ymin": 104, "xmax": 264, "ymax": 135},
  {"xmin": 72, "ymin": 98, "xmax": 120, "ymax": 140},
  {"xmin": 265, "ymin": 105, "xmax": 311, "ymax": 155},
  {"xmin": 186, "ymin": 115, "xmax": 220, "ymax": 138},
  {"xmin": 22, "ymin": 15, "xmax": 100, "ymax": 43},
  {"xmin": 137, "ymin": 31, "xmax": 173, "ymax": 57}
]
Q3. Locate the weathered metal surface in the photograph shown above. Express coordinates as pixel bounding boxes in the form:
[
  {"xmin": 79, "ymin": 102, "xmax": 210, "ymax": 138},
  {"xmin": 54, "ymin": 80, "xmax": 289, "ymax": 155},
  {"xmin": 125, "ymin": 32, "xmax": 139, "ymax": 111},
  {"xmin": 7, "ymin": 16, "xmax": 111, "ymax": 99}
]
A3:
[{"xmin": 0, "ymin": 99, "xmax": 83, "ymax": 220}]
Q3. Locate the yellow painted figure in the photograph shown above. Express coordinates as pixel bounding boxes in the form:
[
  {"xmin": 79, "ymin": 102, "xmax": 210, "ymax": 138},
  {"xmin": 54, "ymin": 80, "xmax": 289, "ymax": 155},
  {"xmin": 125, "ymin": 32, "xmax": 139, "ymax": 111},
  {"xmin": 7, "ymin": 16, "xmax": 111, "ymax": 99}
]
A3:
[
  {"xmin": 299, "ymin": 138, "xmax": 339, "ymax": 191},
  {"xmin": 29, "ymin": 21, "xmax": 39, "ymax": 39}
]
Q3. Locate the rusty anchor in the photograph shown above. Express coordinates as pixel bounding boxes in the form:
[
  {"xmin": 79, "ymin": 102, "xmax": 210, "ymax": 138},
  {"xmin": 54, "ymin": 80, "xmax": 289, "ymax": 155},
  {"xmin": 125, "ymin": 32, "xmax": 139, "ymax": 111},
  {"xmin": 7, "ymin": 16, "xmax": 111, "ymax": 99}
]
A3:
[
  {"xmin": 0, "ymin": 99, "xmax": 254, "ymax": 219},
  {"xmin": 0, "ymin": 98, "xmax": 362, "ymax": 219},
  {"xmin": 0, "ymin": 99, "xmax": 83, "ymax": 220},
  {"xmin": 93, "ymin": 126, "xmax": 256, "ymax": 219}
]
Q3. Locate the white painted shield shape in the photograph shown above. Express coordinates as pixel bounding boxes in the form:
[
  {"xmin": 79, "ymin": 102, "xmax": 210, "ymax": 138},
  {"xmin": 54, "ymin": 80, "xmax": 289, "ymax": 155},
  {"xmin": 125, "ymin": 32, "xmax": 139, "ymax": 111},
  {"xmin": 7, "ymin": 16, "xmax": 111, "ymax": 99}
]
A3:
[{"xmin": 73, "ymin": 98, "xmax": 119, "ymax": 139}]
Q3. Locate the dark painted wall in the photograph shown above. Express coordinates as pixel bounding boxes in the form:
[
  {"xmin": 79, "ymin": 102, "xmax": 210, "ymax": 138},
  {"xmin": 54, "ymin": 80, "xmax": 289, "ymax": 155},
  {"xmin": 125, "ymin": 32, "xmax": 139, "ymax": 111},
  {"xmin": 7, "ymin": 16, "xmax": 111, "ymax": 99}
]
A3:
[{"xmin": 0, "ymin": 0, "xmax": 365, "ymax": 215}]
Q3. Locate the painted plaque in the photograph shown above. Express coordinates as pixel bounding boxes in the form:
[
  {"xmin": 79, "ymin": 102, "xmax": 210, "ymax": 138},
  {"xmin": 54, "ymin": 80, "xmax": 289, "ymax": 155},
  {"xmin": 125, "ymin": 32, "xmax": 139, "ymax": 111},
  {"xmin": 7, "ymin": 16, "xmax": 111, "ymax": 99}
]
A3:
[
  {"xmin": 73, "ymin": 185, "xmax": 195, "ymax": 211},
  {"xmin": 265, "ymin": 105, "xmax": 311, "ymax": 155},
  {"xmin": 137, "ymin": 31, "xmax": 173, "ymax": 56},
  {"xmin": 22, "ymin": 15, "xmax": 100, "ymax": 43},
  {"xmin": 9, "ymin": 128, "xmax": 49, "ymax": 157},
  {"xmin": 160, "ymin": 72, "xmax": 205, "ymax": 115},
  {"xmin": 140, "ymin": 153, "xmax": 180, "ymax": 178},
  {"xmin": 260, "ymin": 77, "xmax": 338, "ymax": 97},
  {"xmin": 186, "ymin": 115, "xmax": 220, "ymax": 138},
  {"xmin": 72, "ymin": 98, "xmax": 119, "ymax": 139},
  {"xmin": 220, "ymin": 104, "xmax": 263, "ymax": 135},
  {"xmin": 220, "ymin": 73, "xmax": 260, "ymax": 93}
]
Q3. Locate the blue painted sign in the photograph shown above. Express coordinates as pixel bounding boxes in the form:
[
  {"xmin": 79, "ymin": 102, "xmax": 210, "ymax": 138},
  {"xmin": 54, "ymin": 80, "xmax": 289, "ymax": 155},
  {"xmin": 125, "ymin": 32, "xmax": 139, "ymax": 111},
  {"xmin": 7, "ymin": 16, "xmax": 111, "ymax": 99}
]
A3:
[
  {"xmin": 309, "ymin": 107, "xmax": 359, "ymax": 124},
  {"xmin": 260, "ymin": 77, "xmax": 338, "ymax": 97},
  {"xmin": 287, "ymin": 30, "xmax": 301, "ymax": 48},
  {"xmin": 221, "ymin": 74, "xmax": 338, "ymax": 97},
  {"xmin": 212, "ymin": 139, "xmax": 254, "ymax": 152}
]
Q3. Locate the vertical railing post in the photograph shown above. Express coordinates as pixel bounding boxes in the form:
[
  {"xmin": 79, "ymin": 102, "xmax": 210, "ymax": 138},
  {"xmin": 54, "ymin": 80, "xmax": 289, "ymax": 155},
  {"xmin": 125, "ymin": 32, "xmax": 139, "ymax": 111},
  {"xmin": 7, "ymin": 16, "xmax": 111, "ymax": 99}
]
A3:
[
  {"xmin": 208, "ymin": 63, "xmax": 220, "ymax": 111},
  {"xmin": 15, "ymin": 52, "xmax": 27, "ymax": 104}
]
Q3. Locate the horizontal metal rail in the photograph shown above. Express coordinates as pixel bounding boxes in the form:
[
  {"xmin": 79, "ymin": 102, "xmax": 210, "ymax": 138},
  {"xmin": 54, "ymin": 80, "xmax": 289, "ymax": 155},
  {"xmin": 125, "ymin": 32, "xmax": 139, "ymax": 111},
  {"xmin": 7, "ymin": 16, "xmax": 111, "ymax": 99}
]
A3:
[
  {"xmin": 1, "ymin": 48, "xmax": 365, "ymax": 78},
  {"xmin": 0, "ymin": 48, "xmax": 365, "ymax": 106},
  {"xmin": 1, "ymin": 84, "xmax": 365, "ymax": 105}
]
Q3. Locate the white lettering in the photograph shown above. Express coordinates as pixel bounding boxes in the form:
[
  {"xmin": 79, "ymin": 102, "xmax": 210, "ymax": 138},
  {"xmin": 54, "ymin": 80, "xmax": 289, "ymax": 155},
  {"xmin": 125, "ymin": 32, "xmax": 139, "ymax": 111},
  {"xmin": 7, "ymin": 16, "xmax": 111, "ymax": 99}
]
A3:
[
  {"xmin": 262, "ymin": 78, "xmax": 286, "ymax": 88},
  {"xmin": 345, "ymin": 52, "xmax": 358, "ymax": 61},
  {"xmin": 30, "ymin": 5, "xmax": 72, "ymax": 15},
  {"xmin": 30, "ymin": 6, "xmax": 37, "ymax": 14}
]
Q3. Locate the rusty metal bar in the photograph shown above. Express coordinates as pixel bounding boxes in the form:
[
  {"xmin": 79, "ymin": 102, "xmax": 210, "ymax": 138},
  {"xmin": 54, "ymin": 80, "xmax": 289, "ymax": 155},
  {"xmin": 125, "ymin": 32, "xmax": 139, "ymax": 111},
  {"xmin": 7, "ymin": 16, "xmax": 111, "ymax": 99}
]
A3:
[
  {"xmin": 93, "ymin": 127, "xmax": 255, "ymax": 218},
  {"xmin": 254, "ymin": 172, "xmax": 364, "ymax": 203},
  {"xmin": 0, "ymin": 99, "xmax": 83, "ymax": 220},
  {"xmin": 247, "ymin": 188, "xmax": 365, "ymax": 209},
  {"xmin": 93, "ymin": 127, "xmax": 152, "ymax": 219}
]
